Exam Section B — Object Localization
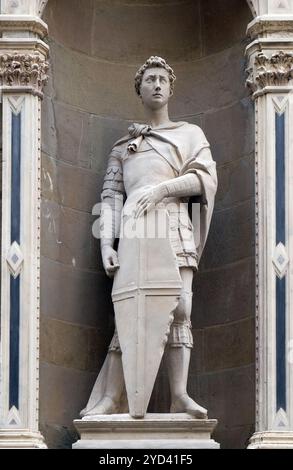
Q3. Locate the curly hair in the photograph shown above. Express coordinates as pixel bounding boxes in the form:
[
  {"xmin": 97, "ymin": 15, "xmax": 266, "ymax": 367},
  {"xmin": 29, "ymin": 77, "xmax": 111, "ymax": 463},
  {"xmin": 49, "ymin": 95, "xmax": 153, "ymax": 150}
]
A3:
[{"xmin": 134, "ymin": 56, "xmax": 176, "ymax": 97}]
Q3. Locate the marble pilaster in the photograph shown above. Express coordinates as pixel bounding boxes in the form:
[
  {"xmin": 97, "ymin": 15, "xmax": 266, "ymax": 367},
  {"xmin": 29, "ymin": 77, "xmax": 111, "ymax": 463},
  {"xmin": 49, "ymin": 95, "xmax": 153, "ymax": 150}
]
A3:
[{"xmin": 0, "ymin": 0, "xmax": 49, "ymax": 448}]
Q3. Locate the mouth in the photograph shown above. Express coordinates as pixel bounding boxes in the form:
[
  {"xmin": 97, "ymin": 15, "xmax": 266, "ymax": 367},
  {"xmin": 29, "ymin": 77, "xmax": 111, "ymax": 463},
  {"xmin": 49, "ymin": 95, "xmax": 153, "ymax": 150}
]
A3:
[{"xmin": 153, "ymin": 94, "xmax": 163, "ymax": 98}]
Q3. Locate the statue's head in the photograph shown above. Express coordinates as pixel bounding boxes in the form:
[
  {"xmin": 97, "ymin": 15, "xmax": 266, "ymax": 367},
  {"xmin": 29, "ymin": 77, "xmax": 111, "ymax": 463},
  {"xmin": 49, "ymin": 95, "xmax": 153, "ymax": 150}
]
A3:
[
  {"xmin": 135, "ymin": 56, "xmax": 176, "ymax": 97},
  {"xmin": 134, "ymin": 57, "xmax": 176, "ymax": 110}
]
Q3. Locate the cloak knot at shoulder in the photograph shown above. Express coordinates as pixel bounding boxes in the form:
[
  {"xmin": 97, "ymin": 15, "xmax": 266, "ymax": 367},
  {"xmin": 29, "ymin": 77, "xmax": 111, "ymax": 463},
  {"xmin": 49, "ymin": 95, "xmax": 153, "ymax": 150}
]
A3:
[{"xmin": 128, "ymin": 123, "xmax": 152, "ymax": 153}]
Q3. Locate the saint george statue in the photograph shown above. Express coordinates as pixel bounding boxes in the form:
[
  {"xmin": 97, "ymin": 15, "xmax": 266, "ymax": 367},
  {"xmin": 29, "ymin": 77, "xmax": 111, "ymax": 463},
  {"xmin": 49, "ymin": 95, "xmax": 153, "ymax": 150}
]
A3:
[{"xmin": 81, "ymin": 56, "xmax": 217, "ymax": 420}]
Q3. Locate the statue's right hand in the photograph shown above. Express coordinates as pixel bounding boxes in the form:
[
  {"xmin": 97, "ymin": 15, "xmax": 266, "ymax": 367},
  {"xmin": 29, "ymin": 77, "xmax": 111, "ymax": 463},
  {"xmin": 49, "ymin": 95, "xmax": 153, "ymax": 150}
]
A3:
[{"xmin": 102, "ymin": 246, "xmax": 120, "ymax": 278}]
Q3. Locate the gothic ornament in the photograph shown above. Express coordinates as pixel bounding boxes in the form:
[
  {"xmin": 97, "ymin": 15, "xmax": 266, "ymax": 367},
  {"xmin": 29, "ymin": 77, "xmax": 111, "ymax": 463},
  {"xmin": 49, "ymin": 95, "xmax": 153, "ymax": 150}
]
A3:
[
  {"xmin": 247, "ymin": 51, "xmax": 293, "ymax": 95},
  {"xmin": 0, "ymin": 52, "xmax": 49, "ymax": 96}
]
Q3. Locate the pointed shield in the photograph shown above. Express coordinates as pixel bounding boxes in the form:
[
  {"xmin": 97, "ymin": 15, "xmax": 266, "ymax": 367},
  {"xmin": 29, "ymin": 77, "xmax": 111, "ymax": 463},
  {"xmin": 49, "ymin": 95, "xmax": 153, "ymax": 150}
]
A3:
[{"xmin": 112, "ymin": 207, "xmax": 182, "ymax": 418}]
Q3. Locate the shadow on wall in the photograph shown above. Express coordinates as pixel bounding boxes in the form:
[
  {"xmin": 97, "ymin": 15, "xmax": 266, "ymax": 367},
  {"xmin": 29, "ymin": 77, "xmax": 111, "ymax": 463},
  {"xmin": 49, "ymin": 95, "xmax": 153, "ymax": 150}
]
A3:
[{"xmin": 40, "ymin": 0, "xmax": 254, "ymax": 449}]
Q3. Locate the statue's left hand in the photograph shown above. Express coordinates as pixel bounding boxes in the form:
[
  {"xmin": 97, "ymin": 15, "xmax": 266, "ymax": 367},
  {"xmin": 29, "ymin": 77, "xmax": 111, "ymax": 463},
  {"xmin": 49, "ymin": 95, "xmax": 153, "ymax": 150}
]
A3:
[{"xmin": 135, "ymin": 184, "xmax": 167, "ymax": 219}]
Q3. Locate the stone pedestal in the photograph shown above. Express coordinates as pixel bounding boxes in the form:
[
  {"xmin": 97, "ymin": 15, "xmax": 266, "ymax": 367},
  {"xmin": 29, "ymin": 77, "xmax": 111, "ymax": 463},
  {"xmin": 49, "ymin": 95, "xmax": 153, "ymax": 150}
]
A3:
[{"xmin": 73, "ymin": 414, "xmax": 219, "ymax": 449}]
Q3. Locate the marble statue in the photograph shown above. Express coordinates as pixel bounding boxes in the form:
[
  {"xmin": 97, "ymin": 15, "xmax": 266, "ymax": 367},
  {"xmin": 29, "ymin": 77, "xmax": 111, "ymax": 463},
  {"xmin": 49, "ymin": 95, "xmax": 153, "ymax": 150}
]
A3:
[{"xmin": 81, "ymin": 56, "xmax": 217, "ymax": 420}]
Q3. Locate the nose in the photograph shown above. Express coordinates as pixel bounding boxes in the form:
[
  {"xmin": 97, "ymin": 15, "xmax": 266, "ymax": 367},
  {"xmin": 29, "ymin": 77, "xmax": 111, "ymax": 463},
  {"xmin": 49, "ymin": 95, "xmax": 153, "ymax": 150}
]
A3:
[{"xmin": 154, "ymin": 79, "xmax": 161, "ymax": 90}]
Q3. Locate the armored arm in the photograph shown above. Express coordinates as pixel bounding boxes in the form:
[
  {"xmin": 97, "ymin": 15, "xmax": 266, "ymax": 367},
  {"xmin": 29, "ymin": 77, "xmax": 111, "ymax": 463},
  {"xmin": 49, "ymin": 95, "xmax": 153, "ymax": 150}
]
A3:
[
  {"xmin": 159, "ymin": 173, "xmax": 202, "ymax": 199},
  {"xmin": 100, "ymin": 156, "xmax": 125, "ymax": 250},
  {"xmin": 158, "ymin": 147, "xmax": 215, "ymax": 199},
  {"xmin": 134, "ymin": 147, "xmax": 216, "ymax": 219}
]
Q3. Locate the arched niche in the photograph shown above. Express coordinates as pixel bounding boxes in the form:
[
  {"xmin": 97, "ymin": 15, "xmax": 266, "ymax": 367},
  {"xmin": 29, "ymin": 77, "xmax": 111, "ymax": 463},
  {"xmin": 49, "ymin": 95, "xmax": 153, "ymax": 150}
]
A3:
[{"xmin": 39, "ymin": 0, "xmax": 254, "ymax": 449}]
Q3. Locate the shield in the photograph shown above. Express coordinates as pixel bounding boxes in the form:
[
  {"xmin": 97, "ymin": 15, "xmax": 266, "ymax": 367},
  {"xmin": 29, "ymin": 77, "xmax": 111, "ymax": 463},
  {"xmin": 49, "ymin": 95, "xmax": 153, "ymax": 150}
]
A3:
[{"xmin": 112, "ymin": 206, "xmax": 182, "ymax": 418}]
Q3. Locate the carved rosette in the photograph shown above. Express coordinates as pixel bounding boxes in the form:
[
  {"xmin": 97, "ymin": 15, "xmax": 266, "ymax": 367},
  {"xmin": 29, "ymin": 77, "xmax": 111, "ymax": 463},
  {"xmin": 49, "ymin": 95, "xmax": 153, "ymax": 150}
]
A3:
[
  {"xmin": 0, "ymin": 52, "xmax": 49, "ymax": 96},
  {"xmin": 247, "ymin": 51, "xmax": 293, "ymax": 95}
]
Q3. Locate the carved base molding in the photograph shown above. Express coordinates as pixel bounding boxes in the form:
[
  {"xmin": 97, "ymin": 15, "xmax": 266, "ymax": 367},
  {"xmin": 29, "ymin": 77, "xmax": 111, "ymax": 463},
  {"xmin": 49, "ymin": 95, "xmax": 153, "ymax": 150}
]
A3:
[
  {"xmin": 73, "ymin": 414, "xmax": 219, "ymax": 449},
  {"xmin": 248, "ymin": 431, "xmax": 293, "ymax": 449},
  {"xmin": 0, "ymin": 431, "xmax": 47, "ymax": 449}
]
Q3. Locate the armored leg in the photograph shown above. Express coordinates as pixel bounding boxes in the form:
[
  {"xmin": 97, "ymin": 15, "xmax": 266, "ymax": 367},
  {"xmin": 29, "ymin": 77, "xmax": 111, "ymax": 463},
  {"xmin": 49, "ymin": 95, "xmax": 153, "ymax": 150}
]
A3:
[
  {"xmin": 82, "ymin": 331, "xmax": 125, "ymax": 416},
  {"xmin": 166, "ymin": 267, "xmax": 207, "ymax": 419}
]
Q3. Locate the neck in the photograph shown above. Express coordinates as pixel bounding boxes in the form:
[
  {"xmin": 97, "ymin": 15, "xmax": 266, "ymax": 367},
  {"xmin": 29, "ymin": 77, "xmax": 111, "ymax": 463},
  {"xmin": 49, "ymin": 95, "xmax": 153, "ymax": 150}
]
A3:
[{"xmin": 145, "ymin": 104, "xmax": 171, "ymax": 128}]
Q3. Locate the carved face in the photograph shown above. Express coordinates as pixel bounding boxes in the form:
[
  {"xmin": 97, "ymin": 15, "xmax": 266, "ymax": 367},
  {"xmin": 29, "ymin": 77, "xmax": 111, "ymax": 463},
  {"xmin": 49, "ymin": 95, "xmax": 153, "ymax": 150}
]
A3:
[{"xmin": 140, "ymin": 67, "xmax": 172, "ymax": 110}]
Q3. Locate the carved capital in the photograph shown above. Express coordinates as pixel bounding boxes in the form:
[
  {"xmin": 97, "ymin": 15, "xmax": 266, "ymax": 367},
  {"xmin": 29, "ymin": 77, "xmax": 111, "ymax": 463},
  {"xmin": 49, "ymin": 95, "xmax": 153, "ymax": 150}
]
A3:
[
  {"xmin": 0, "ymin": 52, "xmax": 49, "ymax": 97},
  {"xmin": 246, "ymin": 51, "xmax": 293, "ymax": 95}
]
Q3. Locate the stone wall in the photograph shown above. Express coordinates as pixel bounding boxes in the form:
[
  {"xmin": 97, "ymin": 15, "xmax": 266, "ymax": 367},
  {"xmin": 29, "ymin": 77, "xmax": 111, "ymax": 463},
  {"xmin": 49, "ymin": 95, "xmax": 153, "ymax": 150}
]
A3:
[{"xmin": 40, "ymin": 0, "xmax": 254, "ymax": 448}]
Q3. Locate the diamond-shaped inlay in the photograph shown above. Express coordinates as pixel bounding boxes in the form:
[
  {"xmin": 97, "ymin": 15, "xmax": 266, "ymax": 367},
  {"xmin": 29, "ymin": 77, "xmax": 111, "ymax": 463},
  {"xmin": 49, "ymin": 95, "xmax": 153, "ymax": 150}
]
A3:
[
  {"xmin": 273, "ymin": 242, "xmax": 289, "ymax": 279},
  {"xmin": 6, "ymin": 241, "xmax": 24, "ymax": 279}
]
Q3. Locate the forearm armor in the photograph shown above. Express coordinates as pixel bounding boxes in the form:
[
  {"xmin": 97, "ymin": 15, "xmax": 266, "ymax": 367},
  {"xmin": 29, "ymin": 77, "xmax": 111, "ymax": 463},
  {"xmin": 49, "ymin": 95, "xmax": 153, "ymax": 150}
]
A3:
[{"xmin": 160, "ymin": 173, "xmax": 202, "ymax": 199}]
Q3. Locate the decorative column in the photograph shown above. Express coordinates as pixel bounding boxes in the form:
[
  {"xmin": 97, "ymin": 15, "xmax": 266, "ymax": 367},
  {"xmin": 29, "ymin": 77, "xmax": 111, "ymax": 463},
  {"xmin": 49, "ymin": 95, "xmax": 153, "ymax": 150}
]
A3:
[
  {"xmin": 0, "ymin": 0, "xmax": 49, "ymax": 448},
  {"xmin": 246, "ymin": 0, "xmax": 293, "ymax": 449}
]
